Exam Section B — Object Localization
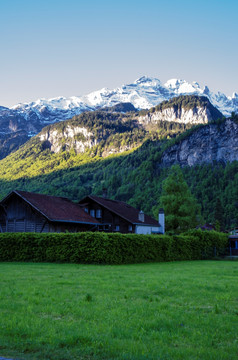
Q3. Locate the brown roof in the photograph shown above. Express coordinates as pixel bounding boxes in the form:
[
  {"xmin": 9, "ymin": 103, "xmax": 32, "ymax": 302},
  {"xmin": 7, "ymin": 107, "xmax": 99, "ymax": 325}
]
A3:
[
  {"xmin": 80, "ymin": 195, "xmax": 159, "ymax": 226},
  {"xmin": 2, "ymin": 190, "xmax": 99, "ymax": 224}
]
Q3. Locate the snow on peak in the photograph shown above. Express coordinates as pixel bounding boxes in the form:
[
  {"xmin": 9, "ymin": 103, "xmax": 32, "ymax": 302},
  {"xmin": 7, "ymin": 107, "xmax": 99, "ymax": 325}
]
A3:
[
  {"xmin": 164, "ymin": 78, "xmax": 184, "ymax": 88},
  {"xmin": 8, "ymin": 76, "xmax": 238, "ymax": 122},
  {"xmin": 134, "ymin": 76, "xmax": 162, "ymax": 87},
  {"xmin": 164, "ymin": 79, "xmax": 204, "ymax": 95}
]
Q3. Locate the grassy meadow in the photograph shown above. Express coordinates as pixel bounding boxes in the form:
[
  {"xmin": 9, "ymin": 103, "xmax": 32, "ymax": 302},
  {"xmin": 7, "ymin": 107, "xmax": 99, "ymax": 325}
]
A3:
[{"xmin": 0, "ymin": 261, "xmax": 237, "ymax": 360}]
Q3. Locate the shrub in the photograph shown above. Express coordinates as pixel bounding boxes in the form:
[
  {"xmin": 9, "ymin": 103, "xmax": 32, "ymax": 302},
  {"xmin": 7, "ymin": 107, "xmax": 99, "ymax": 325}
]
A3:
[
  {"xmin": 0, "ymin": 231, "xmax": 229, "ymax": 264},
  {"xmin": 182, "ymin": 229, "xmax": 228, "ymax": 258}
]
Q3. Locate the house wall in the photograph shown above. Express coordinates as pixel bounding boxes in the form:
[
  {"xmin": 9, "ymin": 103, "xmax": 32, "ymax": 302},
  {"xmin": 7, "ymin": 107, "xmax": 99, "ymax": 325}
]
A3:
[
  {"xmin": 0, "ymin": 194, "xmax": 94, "ymax": 233},
  {"xmin": 0, "ymin": 195, "xmax": 49, "ymax": 233},
  {"xmin": 229, "ymin": 238, "xmax": 238, "ymax": 255},
  {"xmin": 135, "ymin": 225, "xmax": 161, "ymax": 235},
  {"xmin": 83, "ymin": 199, "xmax": 134, "ymax": 233},
  {"xmin": 0, "ymin": 206, "xmax": 5, "ymax": 233}
]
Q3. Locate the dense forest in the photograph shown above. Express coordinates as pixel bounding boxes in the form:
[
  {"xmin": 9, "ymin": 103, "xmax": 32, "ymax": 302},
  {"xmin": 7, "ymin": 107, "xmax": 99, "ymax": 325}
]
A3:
[
  {"xmin": 0, "ymin": 113, "xmax": 237, "ymax": 230},
  {"xmin": 0, "ymin": 95, "xmax": 221, "ymax": 160},
  {"xmin": 38, "ymin": 105, "xmax": 196, "ymax": 156}
]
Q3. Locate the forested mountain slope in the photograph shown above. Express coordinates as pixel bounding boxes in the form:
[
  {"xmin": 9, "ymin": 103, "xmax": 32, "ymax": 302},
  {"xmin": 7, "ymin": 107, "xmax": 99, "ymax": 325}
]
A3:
[
  {"xmin": 0, "ymin": 113, "xmax": 237, "ymax": 230},
  {"xmin": 0, "ymin": 95, "xmax": 223, "ymax": 159}
]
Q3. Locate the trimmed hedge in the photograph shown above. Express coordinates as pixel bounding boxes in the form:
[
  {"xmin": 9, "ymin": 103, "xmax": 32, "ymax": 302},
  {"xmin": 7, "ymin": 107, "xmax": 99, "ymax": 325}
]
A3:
[{"xmin": 0, "ymin": 230, "xmax": 228, "ymax": 264}]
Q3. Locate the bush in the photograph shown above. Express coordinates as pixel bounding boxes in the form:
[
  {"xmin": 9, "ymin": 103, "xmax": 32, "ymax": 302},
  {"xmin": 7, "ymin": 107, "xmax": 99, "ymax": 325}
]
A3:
[
  {"xmin": 0, "ymin": 231, "xmax": 229, "ymax": 264},
  {"xmin": 182, "ymin": 229, "xmax": 228, "ymax": 258}
]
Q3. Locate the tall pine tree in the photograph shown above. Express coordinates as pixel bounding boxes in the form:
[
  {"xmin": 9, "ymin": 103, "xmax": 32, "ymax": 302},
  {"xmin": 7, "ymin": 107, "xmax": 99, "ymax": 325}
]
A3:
[{"xmin": 160, "ymin": 165, "xmax": 201, "ymax": 233}]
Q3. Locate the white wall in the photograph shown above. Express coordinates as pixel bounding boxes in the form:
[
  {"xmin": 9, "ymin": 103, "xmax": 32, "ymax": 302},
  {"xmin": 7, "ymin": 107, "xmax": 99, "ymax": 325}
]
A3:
[{"xmin": 135, "ymin": 225, "xmax": 160, "ymax": 235}]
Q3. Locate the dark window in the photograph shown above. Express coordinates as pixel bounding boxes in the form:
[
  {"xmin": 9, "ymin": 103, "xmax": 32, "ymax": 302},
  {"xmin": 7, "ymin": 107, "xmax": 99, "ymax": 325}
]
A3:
[
  {"xmin": 90, "ymin": 209, "xmax": 95, "ymax": 217},
  {"xmin": 230, "ymin": 241, "xmax": 236, "ymax": 248},
  {"xmin": 96, "ymin": 209, "xmax": 102, "ymax": 218}
]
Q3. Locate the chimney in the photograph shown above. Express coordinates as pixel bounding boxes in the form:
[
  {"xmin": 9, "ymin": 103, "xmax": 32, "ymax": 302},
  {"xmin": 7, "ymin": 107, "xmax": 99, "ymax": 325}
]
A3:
[
  {"xmin": 138, "ymin": 210, "xmax": 145, "ymax": 222},
  {"xmin": 159, "ymin": 208, "xmax": 165, "ymax": 234},
  {"xmin": 102, "ymin": 188, "xmax": 108, "ymax": 198}
]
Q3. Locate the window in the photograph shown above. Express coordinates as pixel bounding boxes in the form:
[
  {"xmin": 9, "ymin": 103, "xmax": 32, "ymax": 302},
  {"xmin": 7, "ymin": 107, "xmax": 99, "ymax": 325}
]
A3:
[
  {"xmin": 84, "ymin": 208, "xmax": 88, "ymax": 213},
  {"xmin": 96, "ymin": 209, "xmax": 102, "ymax": 218},
  {"xmin": 115, "ymin": 225, "xmax": 120, "ymax": 232},
  {"xmin": 90, "ymin": 209, "xmax": 95, "ymax": 217},
  {"xmin": 128, "ymin": 225, "xmax": 132, "ymax": 232}
]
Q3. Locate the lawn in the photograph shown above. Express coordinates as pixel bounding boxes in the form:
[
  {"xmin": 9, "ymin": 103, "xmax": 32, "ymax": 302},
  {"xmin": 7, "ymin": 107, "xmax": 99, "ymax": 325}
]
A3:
[{"xmin": 0, "ymin": 261, "xmax": 237, "ymax": 360}]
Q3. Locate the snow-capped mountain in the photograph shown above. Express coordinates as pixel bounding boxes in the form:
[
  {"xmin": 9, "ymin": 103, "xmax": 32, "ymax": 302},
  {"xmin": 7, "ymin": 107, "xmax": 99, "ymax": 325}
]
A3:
[
  {"xmin": 163, "ymin": 78, "xmax": 238, "ymax": 116},
  {"xmin": 80, "ymin": 77, "xmax": 172, "ymax": 110},
  {"xmin": 8, "ymin": 76, "xmax": 238, "ymax": 125},
  {"xmin": 0, "ymin": 76, "xmax": 237, "ymax": 143}
]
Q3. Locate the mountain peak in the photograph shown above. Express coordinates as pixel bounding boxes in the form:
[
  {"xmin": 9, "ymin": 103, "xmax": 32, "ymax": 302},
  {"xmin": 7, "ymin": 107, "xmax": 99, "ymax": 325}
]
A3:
[
  {"xmin": 2, "ymin": 76, "xmax": 237, "ymax": 126},
  {"xmin": 164, "ymin": 79, "xmax": 203, "ymax": 95},
  {"xmin": 134, "ymin": 76, "xmax": 162, "ymax": 86},
  {"xmin": 203, "ymin": 85, "xmax": 210, "ymax": 95},
  {"xmin": 164, "ymin": 78, "xmax": 184, "ymax": 88}
]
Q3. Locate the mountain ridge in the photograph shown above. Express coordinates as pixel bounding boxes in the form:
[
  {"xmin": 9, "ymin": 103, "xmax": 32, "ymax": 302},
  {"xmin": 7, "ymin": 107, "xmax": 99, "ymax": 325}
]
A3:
[
  {"xmin": 3, "ymin": 76, "xmax": 238, "ymax": 125},
  {"xmin": 0, "ymin": 95, "xmax": 223, "ymax": 160},
  {"xmin": 0, "ymin": 115, "xmax": 238, "ymax": 229},
  {"xmin": 35, "ymin": 95, "xmax": 223, "ymax": 157}
]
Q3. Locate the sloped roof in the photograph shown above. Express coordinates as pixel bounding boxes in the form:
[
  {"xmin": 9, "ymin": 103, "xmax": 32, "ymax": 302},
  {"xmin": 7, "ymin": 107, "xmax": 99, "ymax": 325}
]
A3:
[
  {"xmin": 80, "ymin": 195, "xmax": 159, "ymax": 226},
  {"xmin": 1, "ymin": 190, "xmax": 99, "ymax": 225}
]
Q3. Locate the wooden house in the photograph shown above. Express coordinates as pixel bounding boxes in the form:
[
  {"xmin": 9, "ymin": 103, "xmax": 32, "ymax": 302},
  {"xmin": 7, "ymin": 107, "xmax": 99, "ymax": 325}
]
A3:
[
  {"xmin": 78, "ymin": 195, "xmax": 164, "ymax": 234},
  {"xmin": 229, "ymin": 236, "xmax": 238, "ymax": 255},
  {"xmin": 229, "ymin": 228, "xmax": 238, "ymax": 255},
  {"xmin": 0, "ymin": 190, "xmax": 99, "ymax": 233}
]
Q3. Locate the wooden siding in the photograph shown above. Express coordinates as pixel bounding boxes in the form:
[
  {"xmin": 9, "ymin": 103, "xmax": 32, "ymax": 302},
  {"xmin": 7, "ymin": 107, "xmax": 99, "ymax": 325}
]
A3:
[
  {"xmin": 0, "ymin": 194, "xmax": 95, "ymax": 233},
  {"xmin": 83, "ymin": 199, "xmax": 134, "ymax": 234},
  {"xmin": 1, "ymin": 195, "xmax": 47, "ymax": 233}
]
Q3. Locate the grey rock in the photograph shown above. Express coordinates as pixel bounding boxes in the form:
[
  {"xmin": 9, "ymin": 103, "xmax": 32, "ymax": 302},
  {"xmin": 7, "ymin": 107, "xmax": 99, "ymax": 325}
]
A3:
[{"xmin": 161, "ymin": 119, "xmax": 238, "ymax": 167}]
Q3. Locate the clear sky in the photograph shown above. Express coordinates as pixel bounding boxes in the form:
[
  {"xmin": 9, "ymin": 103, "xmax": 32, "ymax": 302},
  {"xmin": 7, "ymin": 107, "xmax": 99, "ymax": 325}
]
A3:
[{"xmin": 0, "ymin": 0, "xmax": 237, "ymax": 107}]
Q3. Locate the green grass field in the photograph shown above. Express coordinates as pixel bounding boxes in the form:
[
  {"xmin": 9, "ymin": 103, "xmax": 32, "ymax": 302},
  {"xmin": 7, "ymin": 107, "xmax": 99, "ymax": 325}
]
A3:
[{"xmin": 0, "ymin": 261, "xmax": 237, "ymax": 360}]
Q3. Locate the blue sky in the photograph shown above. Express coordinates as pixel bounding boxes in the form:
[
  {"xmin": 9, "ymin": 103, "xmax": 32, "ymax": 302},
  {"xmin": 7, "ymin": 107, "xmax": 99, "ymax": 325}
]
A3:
[{"xmin": 0, "ymin": 0, "xmax": 237, "ymax": 107}]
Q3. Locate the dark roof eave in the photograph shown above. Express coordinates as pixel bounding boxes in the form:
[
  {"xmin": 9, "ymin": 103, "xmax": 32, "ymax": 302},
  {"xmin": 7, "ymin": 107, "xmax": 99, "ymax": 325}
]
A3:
[
  {"xmin": 2, "ymin": 191, "xmax": 99, "ymax": 225},
  {"xmin": 49, "ymin": 219, "xmax": 99, "ymax": 225},
  {"xmin": 3, "ymin": 190, "xmax": 51, "ymax": 221},
  {"xmin": 87, "ymin": 195, "xmax": 158, "ymax": 226},
  {"xmin": 134, "ymin": 222, "xmax": 161, "ymax": 226}
]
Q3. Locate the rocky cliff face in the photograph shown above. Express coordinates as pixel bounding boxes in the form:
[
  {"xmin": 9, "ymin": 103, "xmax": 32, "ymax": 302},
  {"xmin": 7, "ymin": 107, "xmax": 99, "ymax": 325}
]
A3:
[
  {"xmin": 138, "ymin": 96, "xmax": 223, "ymax": 125},
  {"xmin": 0, "ymin": 106, "xmax": 45, "ymax": 135},
  {"xmin": 0, "ymin": 131, "xmax": 29, "ymax": 160},
  {"xmin": 0, "ymin": 95, "xmax": 225, "ymax": 160},
  {"xmin": 0, "ymin": 106, "xmax": 49, "ymax": 159},
  {"xmin": 139, "ymin": 106, "xmax": 216, "ymax": 125},
  {"xmin": 38, "ymin": 125, "xmax": 136, "ymax": 156},
  {"xmin": 161, "ymin": 119, "xmax": 238, "ymax": 167},
  {"xmin": 39, "ymin": 125, "xmax": 97, "ymax": 153}
]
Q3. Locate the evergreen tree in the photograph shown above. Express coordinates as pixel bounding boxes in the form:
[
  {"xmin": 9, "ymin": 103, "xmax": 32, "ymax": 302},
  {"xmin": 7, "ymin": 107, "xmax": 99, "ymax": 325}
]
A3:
[
  {"xmin": 214, "ymin": 198, "xmax": 223, "ymax": 231},
  {"xmin": 160, "ymin": 165, "xmax": 201, "ymax": 233}
]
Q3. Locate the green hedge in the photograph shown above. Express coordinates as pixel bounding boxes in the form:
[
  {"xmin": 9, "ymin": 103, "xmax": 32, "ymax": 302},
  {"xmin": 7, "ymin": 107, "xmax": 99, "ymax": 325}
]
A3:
[{"xmin": 0, "ymin": 230, "xmax": 228, "ymax": 264}]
